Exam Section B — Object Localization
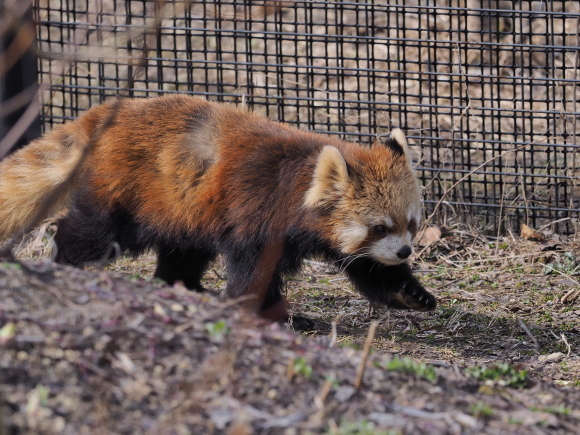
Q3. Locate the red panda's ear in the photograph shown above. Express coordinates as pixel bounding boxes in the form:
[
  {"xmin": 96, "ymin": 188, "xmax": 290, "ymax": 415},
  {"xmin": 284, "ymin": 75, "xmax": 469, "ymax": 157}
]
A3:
[
  {"xmin": 304, "ymin": 145, "xmax": 349, "ymax": 208},
  {"xmin": 384, "ymin": 128, "xmax": 413, "ymax": 165}
]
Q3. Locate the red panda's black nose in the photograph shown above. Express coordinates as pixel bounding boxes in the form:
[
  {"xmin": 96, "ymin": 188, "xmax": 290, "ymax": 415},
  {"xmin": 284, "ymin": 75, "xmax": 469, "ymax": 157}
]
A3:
[{"xmin": 396, "ymin": 245, "xmax": 412, "ymax": 259}]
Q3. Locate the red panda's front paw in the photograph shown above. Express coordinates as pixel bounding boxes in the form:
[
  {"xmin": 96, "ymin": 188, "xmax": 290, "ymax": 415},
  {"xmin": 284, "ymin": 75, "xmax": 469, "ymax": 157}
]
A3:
[
  {"xmin": 388, "ymin": 281, "xmax": 437, "ymax": 312},
  {"xmin": 287, "ymin": 315, "xmax": 316, "ymax": 332},
  {"xmin": 259, "ymin": 299, "xmax": 316, "ymax": 331}
]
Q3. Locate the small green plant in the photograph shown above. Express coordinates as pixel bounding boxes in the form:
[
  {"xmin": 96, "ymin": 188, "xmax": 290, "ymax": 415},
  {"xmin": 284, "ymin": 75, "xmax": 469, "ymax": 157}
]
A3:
[
  {"xmin": 469, "ymin": 401, "xmax": 494, "ymax": 418},
  {"xmin": 467, "ymin": 363, "xmax": 528, "ymax": 388},
  {"xmin": 380, "ymin": 357, "xmax": 437, "ymax": 383},
  {"xmin": 293, "ymin": 357, "xmax": 313, "ymax": 378},
  {"xmin": 544, "ymin": 252, "xmax": 580, "ymax": 276},
  {"xmin": 205, "ymin": 320, "xmax": 230, "ymax": 339},
  {"xmin": 437, "ymin": 305, "xmax": 461, "ymax": 320},
  {"xmin": 26, "ymin": 385, "xmax": 50, "ymax": 415},
  {"xmin": 531, "ymin": 405, "xmax": 570, "ymax": 416},
  {"xmin": 539, "ymin": 312, "xmax": 554, "ymax": 323},
  {"xmin": 338, "ymin": 338, "xmax": 363, "ymax": 350},
  {"xmin": 508, "ymin": 417, "xmax": 525, "ymax": 425},
  {"xmin": 326, "ymin": 419, "xmax": 397, "ymax": 435},
  {"xmin": 0, "ymin": 262, "xmax": 21, "ymax": 270}
]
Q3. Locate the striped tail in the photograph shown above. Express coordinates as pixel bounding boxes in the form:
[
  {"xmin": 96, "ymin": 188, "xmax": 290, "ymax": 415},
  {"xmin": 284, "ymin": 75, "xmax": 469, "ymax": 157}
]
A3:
[{"xmin": 0, "ymin": 125, "xmax": 88, "ymax": 244}]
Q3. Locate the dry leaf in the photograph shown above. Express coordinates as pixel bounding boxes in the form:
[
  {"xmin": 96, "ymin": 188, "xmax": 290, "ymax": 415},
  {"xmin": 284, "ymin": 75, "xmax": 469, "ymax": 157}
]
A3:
[
  {"xmin": 416, "ymin": 226, "xmax": 442, "ymax": 247},
  {"xmin": 0, "ymin": 322, "xmax": 16, "ymax": 345},
  {"xmin": 538, "ymin": 238, "xmax": 562, "ymax": 252},
  {"xmin": 520, "ymin": 223, "xmax": 545, "ymax": 242}
]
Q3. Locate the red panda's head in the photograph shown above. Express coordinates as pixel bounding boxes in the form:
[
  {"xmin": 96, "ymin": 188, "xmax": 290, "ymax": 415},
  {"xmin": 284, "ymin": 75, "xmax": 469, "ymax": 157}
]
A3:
[{"xmin": 304, "ymin": 129, "xmax": 421, "ymax": 265}]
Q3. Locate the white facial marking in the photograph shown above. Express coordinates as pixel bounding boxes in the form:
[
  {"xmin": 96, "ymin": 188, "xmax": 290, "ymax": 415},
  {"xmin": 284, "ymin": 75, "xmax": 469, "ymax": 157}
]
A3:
[
  {"xmin": 384, "ymin": 215, "xmax": 394, "ymax": 228},
  {"xmin": 369, "ymin": 232, "xmax": 414, "ymax": 265},
  {"xmin": 338, "ymin": 223, "xmax": 368, "ymax": 254}
]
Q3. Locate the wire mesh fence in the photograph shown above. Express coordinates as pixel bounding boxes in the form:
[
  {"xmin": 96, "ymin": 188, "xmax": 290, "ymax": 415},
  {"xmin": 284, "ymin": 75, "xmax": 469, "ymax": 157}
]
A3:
[{"xmin": 30, "ymin": 0, "xmax": 580, "ymax": 234}]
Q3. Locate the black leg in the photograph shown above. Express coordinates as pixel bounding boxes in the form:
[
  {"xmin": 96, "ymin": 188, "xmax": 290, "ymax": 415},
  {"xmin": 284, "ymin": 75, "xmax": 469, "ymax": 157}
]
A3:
[
  {"xmin": 54, "ymin": 192, "xmax": 153, "ymax": 266},
  {"xmin": 224, "ymin": 246, "xmax": 278, "ymax": 304},
  {"xmin": 224, "ymin": 242, "xmax": 286, "ymax": 310},
  {"xmin": 343, "ymin": 258, "xmax": 436, "ymax": 312},
  {"xmin": 54, "ymin": 204, "xmax": 120, "ymax": 266},
  {"xmin": 224, "ymin": 244, "xmax": 315, "ymax": 331},
  {"xmin": 154, "ymin": 244, "xmax": 215, "ymax": 291}
]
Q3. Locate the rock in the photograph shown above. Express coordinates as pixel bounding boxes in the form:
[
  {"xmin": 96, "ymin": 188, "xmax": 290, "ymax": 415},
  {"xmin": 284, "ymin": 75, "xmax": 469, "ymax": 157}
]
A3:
[{"xmin": 538, "ymin": 352, "xmax": 565, "ymax": 363}]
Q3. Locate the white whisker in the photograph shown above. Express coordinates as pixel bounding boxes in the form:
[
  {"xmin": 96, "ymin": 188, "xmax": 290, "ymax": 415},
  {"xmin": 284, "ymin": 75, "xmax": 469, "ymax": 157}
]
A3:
[{"xmin": 336, "ymin": 251, "xmax": 369, "ymax": 274}]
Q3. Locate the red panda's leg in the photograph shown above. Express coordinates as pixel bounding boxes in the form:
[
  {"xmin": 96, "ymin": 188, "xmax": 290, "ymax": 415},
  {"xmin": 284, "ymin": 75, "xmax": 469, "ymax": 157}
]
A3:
[
  {"xmin": 54, "ymin": 206, "xmax": 120, "ymax": 266},
  {"xmin": 224, "ymin": 250, "xmax": 284, "ymax": 308},
  {"xmin": 224, "ymin": 245, "xmax": 286, "ymax": 312},
  {"xmin": 343, "ymin": 258, "xmax": 437, "ymax": 312},
  {"xmin": 54, "ymin": 192, "xmax": 149, "ymax": 266},
  {"xmin": 154, "ymin": 244, "xmax": 216, "ymax": 291},
  {"xmin": 223, "ymin": 245, "xmax": 315, "ymax": 330}
]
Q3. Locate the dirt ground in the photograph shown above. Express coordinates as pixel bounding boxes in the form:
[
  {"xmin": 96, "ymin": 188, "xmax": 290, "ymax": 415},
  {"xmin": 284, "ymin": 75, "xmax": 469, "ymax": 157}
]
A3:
[{"xmin": 1, "ymin": 226, "xmax": 579, "ymax": 434}]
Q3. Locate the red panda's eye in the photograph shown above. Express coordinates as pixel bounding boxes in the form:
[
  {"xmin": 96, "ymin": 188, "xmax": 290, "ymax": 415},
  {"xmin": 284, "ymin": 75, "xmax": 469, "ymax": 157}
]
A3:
[
  {"xmin": 408, "ymin": 219, "xmax": 417, "ymax": 235},
  {"xmin": 373, "ymin": 224, "xmax": 387, "ymax": 234}
]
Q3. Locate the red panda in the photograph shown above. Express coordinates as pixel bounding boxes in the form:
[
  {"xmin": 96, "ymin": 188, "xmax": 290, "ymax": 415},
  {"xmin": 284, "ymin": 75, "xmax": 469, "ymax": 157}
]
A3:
[{"xmin": 0, "ymin": 94, "xmax": 436, "ymax": 323}]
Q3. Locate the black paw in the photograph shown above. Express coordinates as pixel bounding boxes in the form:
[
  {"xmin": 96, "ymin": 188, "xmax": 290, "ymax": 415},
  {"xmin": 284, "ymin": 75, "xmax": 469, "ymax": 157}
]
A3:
[
  {"xmin": 287, "ymin": 315, "xmax": 316, "ymax": 331},
  {"xmin": 387, "ymin": 280, "xmax": 437, "ymax": 312}
]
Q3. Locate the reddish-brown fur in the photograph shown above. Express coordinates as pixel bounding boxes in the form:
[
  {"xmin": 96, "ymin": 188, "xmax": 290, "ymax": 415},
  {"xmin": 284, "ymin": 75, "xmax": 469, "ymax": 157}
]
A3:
[{"xmin": 0, "ymin": 94, "xmax": 436, "ymax": 324}]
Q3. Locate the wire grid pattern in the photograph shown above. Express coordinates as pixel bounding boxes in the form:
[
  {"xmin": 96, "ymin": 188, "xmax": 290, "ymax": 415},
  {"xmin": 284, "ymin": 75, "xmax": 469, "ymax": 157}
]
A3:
[{"xmin": 33, "ymin": 0, "xmax": 580, "ymax": 233}]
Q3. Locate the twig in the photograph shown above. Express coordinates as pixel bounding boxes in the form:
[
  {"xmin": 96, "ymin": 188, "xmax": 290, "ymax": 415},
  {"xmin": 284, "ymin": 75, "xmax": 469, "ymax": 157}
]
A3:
[
  {"xmin": 0, "ymin": 83, "xmax": 39, "ymax": 118},
  {"xmin": 212, "ymin": 268, "xmax": 224, "ymax": 281},
  {"xmin": 314, "ymin": 378, "xmax": 333, "ymax": 409},
  {"xmin": 329, "ymin": 321, "xmax": 337, "ymax": 348},
  {"xmin": 0, "ymin": 86, "xmax": 41, "ymax": 159},
  {"xmin": 354, "ymin": 320, "xmax": 378, "ymax": 389},
  {"xmin": 286, "ymin": 356, "xmax": 295, "ymax": 381},
  {"xmin": 389, "ymin": 403, "xmax": 450, "ymax": 420},
  {"xmin": 425, "ymin": 139, "xmax": 547, "ymax": 226},
  {"xmin": 536, "ymin": 217, "xmax": 573, "ymax": 232},
  {"xmin": 517, "ymin": 318, "xmax": 540, "ymax": 351},
  {"xmin": 561, "ymin": 289, "xmax": 580, "ymax": 305},
  {"xmin": 543, "ymin": 264, "xmax": 580, "ymax": 287},
  {"xmin": 0, "ymin": 12, "xmax": 36, "ymax": 76},
  {"xmin": 560, "ymin": 333, "xmax": 572, "ymax": 357}
]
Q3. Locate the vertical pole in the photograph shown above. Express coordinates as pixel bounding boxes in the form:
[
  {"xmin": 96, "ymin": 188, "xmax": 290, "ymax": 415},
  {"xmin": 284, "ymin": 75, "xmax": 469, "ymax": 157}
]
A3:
[{"xmin": 0, "ymin": 4, "xmax": 41, "ymax": 155}]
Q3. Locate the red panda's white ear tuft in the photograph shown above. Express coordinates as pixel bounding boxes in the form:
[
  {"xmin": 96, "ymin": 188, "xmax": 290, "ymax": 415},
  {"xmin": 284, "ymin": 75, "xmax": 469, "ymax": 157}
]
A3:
[
  {"xmin": 389, "ymin": 128, "xmax": 407, "ymax": 148},
  {"xmin": 385, "ymin": 128, "xmax": 414, "ymax": 166},
  {"xmin": 304, "ymin": 145, "xmax": 349, "ymax": 208}
]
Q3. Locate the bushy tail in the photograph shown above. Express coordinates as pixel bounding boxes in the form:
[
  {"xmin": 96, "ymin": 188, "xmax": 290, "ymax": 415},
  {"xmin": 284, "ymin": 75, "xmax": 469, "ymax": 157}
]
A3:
[{"xmin": 0, "ymin": 124, "xmax": 88, "ymax": 244}]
